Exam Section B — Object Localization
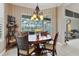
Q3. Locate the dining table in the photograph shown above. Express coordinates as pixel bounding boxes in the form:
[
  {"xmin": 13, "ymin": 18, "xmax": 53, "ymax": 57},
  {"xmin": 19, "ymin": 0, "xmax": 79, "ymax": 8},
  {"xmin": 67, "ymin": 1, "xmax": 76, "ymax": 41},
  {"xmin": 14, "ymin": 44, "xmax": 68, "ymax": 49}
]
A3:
[
  {"xmin": 28, "ymin": 34, "xmax": 52, "ymax": 43},
  {"xmin": 28, "ymin": 34, "xmax": 52, "ymax": 55}
]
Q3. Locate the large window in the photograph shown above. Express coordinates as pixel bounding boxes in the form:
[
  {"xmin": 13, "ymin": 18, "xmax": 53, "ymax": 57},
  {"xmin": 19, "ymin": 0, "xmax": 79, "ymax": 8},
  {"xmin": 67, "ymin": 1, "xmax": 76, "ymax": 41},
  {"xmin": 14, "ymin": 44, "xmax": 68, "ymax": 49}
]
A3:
[{"xmin": 20, "ymin": 15, "xmax": 52, "ymax": 34}]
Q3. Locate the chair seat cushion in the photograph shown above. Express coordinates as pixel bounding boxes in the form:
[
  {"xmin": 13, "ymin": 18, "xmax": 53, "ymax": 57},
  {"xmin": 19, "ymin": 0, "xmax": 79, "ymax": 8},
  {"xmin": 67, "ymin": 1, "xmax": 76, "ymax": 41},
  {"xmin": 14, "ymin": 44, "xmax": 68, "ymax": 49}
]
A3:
[
  {"xmin": 45, "ymin": 43, "xmax": 53, "ymax": 50},
  {"xmin": 9, "ymin": 39, "xmax": 16, "ymax": 43},
  {"xmin": 49, "ymin": 41, "xmax": 54, "ymax": 44},
  {"xmin": 19, "ymin": 46, "xmax": 35, "ymax": 55}
]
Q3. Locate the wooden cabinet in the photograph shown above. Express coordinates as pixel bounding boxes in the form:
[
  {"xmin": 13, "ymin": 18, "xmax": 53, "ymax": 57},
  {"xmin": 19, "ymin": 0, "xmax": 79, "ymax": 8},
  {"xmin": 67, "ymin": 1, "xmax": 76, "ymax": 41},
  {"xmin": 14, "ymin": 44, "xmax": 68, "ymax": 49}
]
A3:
[{"xmin": 6, "ymin": 16, "xmax": 17, "ymax": 50}]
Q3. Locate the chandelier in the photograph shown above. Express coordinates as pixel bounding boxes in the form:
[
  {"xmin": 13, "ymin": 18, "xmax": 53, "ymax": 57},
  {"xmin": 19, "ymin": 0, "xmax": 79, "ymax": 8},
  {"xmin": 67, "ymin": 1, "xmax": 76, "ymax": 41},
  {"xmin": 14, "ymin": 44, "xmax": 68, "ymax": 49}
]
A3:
[{"xmin": 31, "ymin": 4, "xmax": 44, "ymax": 21}]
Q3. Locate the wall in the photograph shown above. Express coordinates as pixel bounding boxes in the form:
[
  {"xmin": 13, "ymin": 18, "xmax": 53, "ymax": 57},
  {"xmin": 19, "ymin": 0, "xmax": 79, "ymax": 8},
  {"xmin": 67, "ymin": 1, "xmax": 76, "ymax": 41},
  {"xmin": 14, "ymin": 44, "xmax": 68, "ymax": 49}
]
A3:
[
  {"xmin": 5, "ymin": 4, "xmax": 57, "ymax": 38},
  {"xmin": 57, "ymin": 6, "xmax": 66, "ymax": 44},
  {"xmin": 0, "ymin": 3, "xmax": 5, "ymax": 55},
  {"xmin": 66, "ymin": 3, "xmax": 79, "ymax": 13}
]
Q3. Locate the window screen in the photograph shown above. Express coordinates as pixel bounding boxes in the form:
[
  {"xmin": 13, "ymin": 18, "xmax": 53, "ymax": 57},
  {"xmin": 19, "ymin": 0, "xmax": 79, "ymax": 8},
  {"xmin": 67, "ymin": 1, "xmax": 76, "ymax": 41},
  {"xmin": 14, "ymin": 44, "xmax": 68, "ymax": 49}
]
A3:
[
  {"xmin": 74, "ymin": 12, "xmax": 79, "ymax": 18},
  {"xmin": 65, "ymin": 9, "xmax": 73, "ymax": 17}
]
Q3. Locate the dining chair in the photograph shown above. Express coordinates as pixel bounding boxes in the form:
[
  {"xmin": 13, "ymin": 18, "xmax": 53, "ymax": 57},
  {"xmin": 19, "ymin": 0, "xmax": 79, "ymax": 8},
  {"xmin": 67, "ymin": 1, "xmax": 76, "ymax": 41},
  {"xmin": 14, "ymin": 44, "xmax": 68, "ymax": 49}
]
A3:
[
  {"xmin": 41, "ymin": 31, "xmax": 48, "ymax": 37},
  {"xmin": 16, "ymin": 32, "xmax": 36, "ymax": 56},
  {"xmin": 44, "ymin": 33, "xmax": 58, "ymax": 56},
  {"xmin": 29, "ymin": 32, "xmax": 35, "ymax": 35}
]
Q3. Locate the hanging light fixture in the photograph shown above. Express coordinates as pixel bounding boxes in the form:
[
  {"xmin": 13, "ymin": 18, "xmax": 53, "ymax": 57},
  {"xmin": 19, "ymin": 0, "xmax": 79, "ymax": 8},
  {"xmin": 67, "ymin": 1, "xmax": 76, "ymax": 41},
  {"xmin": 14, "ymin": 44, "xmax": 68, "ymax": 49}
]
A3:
[{"xmin": 31, "ymin": 4, "xmax": 44, "ymax": 21}]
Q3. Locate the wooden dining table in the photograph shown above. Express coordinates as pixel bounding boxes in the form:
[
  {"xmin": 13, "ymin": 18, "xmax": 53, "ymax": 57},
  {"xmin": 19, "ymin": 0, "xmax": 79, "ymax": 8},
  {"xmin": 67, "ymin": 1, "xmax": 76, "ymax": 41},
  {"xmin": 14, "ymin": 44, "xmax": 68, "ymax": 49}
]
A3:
[
  {"xmin": 28, "ymin": 34, "xmax": 52, "ymax": 43},
  {"xmin": 28, "ymin": 34, "xmax": 52, "ymax": 55}
]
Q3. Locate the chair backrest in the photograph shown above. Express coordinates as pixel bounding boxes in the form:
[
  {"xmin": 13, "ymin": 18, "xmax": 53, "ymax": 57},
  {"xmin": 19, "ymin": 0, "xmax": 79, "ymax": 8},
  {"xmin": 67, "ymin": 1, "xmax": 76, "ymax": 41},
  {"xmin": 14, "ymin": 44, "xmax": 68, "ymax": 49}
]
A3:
[
  {"xmin": 41, "ymin": 32, "xmax": 48, "ymax": 36},
  {"xmin": 53, "ymin": 33, "xmax": 58, "ymax": 49},
  {"xmin": 16, "ymin": 32, "xmax": 29, "ymax": 51},
  {"xmin": 29, "ymin": 32, "xmax": 35, "ymax": 35}
]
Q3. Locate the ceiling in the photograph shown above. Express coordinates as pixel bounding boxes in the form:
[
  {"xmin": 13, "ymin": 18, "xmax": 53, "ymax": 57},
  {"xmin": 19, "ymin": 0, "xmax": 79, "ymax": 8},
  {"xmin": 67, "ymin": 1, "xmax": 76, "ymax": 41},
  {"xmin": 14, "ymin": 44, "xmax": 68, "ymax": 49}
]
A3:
[{"xmin": 11, "ymin": 3, "xmax": 64, "ymax": 10}]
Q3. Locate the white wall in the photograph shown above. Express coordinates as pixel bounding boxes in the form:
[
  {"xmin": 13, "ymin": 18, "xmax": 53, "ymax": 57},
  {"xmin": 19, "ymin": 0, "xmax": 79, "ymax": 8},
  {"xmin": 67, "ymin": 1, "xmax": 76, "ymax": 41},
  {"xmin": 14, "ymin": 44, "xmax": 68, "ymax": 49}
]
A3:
[
  {"xmin": 66, "ymin": 3, "xmax": 79, "ymax": 13},
  {"xmin": 0, "ymin": 3, "xmax": 5, "ymax": 55},
  {"xmin": 57, "ymin": 6, "xmax": 66, "ymax": 44}
]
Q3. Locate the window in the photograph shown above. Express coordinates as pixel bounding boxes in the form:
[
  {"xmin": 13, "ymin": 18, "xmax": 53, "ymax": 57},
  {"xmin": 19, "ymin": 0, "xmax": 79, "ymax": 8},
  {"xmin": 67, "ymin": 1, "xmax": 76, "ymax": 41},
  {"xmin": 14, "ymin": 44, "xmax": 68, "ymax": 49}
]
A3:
[
  {"xmin": 65, "ymin": 9, "xmax": 79, "ymax": 18},
  {"xmin": 20, "ymin": 15, "xmax": 52, "ymax": 34},
  {"xmin": 65, "ymin": 9, "xmax": 73, "ymax": 17},
  {"xmin": 74, "ymin": 12, "xmax": 79, "ymax": 18}
]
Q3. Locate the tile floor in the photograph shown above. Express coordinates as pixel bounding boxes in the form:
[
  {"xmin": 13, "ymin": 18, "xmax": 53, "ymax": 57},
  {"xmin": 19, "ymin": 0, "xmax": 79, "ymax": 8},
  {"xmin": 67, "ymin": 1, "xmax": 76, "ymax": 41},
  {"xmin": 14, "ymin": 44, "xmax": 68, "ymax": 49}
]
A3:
[{"xmin": 3, "ymin": 43, "xmax": 79, "ymax": 56}]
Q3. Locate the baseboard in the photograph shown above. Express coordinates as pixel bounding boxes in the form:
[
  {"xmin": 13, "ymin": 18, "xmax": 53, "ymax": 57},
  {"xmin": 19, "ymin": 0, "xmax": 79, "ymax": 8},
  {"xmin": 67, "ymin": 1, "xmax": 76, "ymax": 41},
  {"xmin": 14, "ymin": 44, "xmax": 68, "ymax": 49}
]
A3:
[{"xmin": 0, "ymin": 49, "xmax": 6, "ymax": 56}]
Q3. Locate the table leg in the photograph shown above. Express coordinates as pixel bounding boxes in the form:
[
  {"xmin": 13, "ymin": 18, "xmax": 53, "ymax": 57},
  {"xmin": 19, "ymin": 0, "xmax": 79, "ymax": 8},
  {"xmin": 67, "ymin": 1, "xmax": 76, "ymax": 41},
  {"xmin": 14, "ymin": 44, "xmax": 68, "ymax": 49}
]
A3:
[{"xmin": 35, "ymin": 43, "xmax": 42, "ymax": 56}]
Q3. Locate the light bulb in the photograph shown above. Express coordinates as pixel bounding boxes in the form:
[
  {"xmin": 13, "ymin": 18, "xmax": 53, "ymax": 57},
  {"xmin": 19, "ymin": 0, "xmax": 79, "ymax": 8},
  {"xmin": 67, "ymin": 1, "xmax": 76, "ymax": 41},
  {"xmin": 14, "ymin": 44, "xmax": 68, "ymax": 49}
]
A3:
[
  {"xmin": 31, "ymin": 17, "xmax": 34, "ymax": 20},
  {"xmin": 36, "ymin": 18, "xmax": 38, "ymax": 21},
  {"xmin": 33, "ymin": 14, "xmax": 36, "ymax": 18},
  {"xmin": 40, "ymin": 15, "xmax": 43, "ymax": 20}
]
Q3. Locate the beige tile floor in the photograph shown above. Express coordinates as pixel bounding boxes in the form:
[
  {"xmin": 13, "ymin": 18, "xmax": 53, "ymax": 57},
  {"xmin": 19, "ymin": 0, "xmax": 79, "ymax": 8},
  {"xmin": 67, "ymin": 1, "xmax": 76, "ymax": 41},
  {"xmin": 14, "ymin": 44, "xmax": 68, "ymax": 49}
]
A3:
[
  {"xmin": 57, "ymin": 44, "xmax": 79, "ymax": 56},
  {"xmin": 3, "ymin": 43, "xmax": 79, "ymax": 56}
]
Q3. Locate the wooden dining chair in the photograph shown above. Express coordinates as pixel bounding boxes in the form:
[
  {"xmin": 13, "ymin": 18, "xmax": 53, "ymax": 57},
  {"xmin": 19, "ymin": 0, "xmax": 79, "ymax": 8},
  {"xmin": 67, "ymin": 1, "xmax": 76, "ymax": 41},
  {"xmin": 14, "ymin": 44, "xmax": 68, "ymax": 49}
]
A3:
[
  {"xmin": 44, "ymin": 33, "xmax": 58, "ymax": 56},
  {"xmin": 29, "ymin": 32, "xmax": 35, "ymax": 35},
  {"xmin": 16, "ymin": 32, "xmax": 36, "ymax": 56},
  {"xmin": 41, "ymin": 31, "xmax": 48, "ymax": 37}
]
